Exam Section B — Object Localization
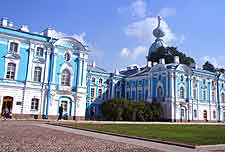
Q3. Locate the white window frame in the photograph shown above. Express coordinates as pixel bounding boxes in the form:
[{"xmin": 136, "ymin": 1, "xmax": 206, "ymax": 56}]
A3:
[
  {"xmin": 91, "ymin": 88, "xmax": 95, "ymax": 101},
  {"xmin": 4, "ymin": 59, "xmax": 19, "ymax": 80},
  {"xmin": 33, "ymin": 66, "xmax": 42, "ymax": 82},
  {"xmin": 32, "ymin": 63, "xmax": 44, "ymax": 83},
  {"xmin": 61, "ymin": 69, "xmax": 71, "ymax": 86},
  {"xmin": 31, "ymin": 98, "xmax": 39, "ymax": 111},
  {"xmin": 59, "ymin": 63, "xmax": 74, "ymax": 90},
  {"xmin": 8, "ymin": 40, "xmax": 20, "ymax": 54},
  {"xmin": 35, "ymin": 47, "xmax": 44, "ymax": 58}
]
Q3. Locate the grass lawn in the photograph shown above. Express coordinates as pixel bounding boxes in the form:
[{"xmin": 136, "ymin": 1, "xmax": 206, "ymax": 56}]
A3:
[{"xmin": 64, "ymin": 123, "xmax": 225, "ymax": 145}]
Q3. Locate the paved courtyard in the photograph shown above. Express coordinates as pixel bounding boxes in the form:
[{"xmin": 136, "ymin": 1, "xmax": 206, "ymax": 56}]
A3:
[{"xmin": 0, "ymin": 121, "xmax": 162, "ymax": 152}]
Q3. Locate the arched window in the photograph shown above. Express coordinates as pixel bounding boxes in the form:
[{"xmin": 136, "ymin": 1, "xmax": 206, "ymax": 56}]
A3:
[
  {"xmin": 92, "ymin": 77, "xmax": 95, "ymax": 84},
  {"xmin": 222, "ymin": 93, "xmax": 225, "ymax": 103},
  {"xmin": 157, "ymin": 86, "xmax": 163, "ymax": 97},
  {"xmin": 6, "ymin": 63, "xmax": 16, "ymax": 80},
  {"xmin": 34, "ymin": 67, "xmax": 42, "ymax": 82},
  {"xmin": 61, "ymin": 69, "xmax": 71, "ymax": 86},
  {"xmin": 180, "ymin": 87, "xmax": 184, "ymax": 98}
]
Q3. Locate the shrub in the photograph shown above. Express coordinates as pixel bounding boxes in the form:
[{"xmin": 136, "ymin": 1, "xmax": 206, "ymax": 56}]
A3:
[{"xmin": 101, "ymin": 98, "xmax": 163, "ymax": 121}]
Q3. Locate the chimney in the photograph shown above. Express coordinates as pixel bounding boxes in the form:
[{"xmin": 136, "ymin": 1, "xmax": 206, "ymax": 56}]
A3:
[
  {"xmin": 159, "ymin": 58, "xmax": 165, "ymax": 64},
  {"xmin": 43, "ymin": 28, "xmax": 56, "ymax": 37},
  {"xmin": 174, "ymin": 56, "xmax": 180, "ymax": 64},
  {"xmin": 147, "ymin": 61, "xmax": 152, "ymax": 67},
  {"xmin": 1, "ymin": 17, "xmax": 8, "ymax": 27},
  {"xmin": 20, "ymin": 25, "xmax": 29, "ymax": 32},
  {"xmin": 92, "ymin": 61, "xmax": 96, "ymax": 68},
  {"xmin": 153, "ymin": 62, "xmax": 158, "ymax": 66},
  {"xmin": 8, "ymin": 21, "xmax": 13, "ymax": 28}
]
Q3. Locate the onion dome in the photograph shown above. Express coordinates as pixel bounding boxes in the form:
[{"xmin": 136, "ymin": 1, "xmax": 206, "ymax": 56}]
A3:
[{"xmin": 146, "ymin": 16, "xmax": 166, "ymax": 61}]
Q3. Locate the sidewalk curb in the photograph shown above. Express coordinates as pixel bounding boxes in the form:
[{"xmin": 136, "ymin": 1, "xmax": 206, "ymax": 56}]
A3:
[{"xmin": 48, "ymin": 123, "xmax": 196, "ymax": 149}]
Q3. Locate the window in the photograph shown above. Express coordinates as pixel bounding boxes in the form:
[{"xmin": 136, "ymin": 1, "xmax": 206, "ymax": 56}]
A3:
[
  {"xmin": 213, "ymin": 110, "xmax": 216, "ymax": 119},
  {"xmin": 138, "ymin": 89, "xmax": 142, "ymax": 100},
  {"xmin": 181, "ymin": 109, "xmax": 184, "ymax": 117},
  {"xmin": 31, "ymin": 98, "xmax": 39, "ymax": 111},
  {"xmin": 61, "ymin": 69, "xmax": 71, "ymax": 86},
  {"xmin": 33, "ymin": 67, "xmax": 42, "ymax": 82},
  {"xmin": 92, "ymin": 77, "xmax": 95, "ymax": 84},
  {"xmin": 6, "ymin": 63, "xmax": 16, "ymax": 80},
  {"xmin": 180, "ymin": 87, "xmax": 184, "ymax": 98},
  {"xmin": 222, "ymin": 83, "xmax": 224, "ymax": 89},
  {"xmin": 203, "ymin": 79, "xmax": 206, "ymax": 85},
  {"xmin": 181, "ymin": 75, "xmax": 184, "ymax": 82},
  {"xmin": 98, "ymin": 89, "xmax": 102, "ymax": 97},
  {"xmin": 132, "ymin": 90, "xmax": 135, "ymax": 100},
  {"xmin": 193, "ymin": 89, "xmax": 197, "ymax": 100},
  {"xmin": 64, "ymin": 52, "xmax": 70, "ymax": 61},
  {"xmin": 203, "ymin": 90, "xmax": 206, "ymax": 101},
  {"xmin": 138, "ymin": 80, "xmax": 142, "ymax": 86},
  {"xmin": 145, "ymin": 90, "xmax": 148, "ymax": 100},
  {"xmin": 117, "ymin": 81, "xmax": 121, "ymax": 87},
  {"xmin": 157, "ymin": 86, "xmax": 163, "ymax": 97},
  {"xmin": 91, "ymin": 88, "xmax": 95, "ymax": 100},
  {"xmin": 222, "ymin": 93, "xmax": 225, "ymax": 103},
  {"xmin": 106, "ymin": 89, "xmax": 109, "ymax": 99},
  {"xmin": 36, "ymin": 47, "xmax": 44, "ymax": 57},
  {"xmin": 9, "ymin": 42, "xmax": 18, "ymax": 54},
  {"xmin": 194, "ymin": 109, "xmax": 197, "ymax": 118},
  {"xmin": 99, "ymin": 78, "xmax": 103, "ymax": 86},
  {"xmin": 212, "ymin": 91, "xmax": 215, "ymax": 102}
]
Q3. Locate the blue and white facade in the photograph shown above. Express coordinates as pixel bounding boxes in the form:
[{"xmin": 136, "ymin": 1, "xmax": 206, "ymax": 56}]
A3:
[{"xmin": 0, "ymin": 17, "xmax": 225, "ymax": 121}]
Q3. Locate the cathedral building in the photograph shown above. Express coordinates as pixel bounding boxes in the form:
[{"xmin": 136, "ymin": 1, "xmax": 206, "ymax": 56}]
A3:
[{"xmin": 0, "ymin": 17, "xmax": 225, "ymax": 122}]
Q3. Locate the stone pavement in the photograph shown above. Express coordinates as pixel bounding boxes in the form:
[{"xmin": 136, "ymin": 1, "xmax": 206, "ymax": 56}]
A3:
[
  {"xmin": 0, "ymin": 120, "xmax": 161, "ymax": 152},
  {"xmin": 1, "ymin": 120, "xmax": 225, "ymax": 152}
]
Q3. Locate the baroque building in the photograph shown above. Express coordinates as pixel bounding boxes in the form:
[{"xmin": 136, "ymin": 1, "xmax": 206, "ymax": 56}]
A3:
[{"xmin": 0, "ymin": 17, "xmax": 225, "ymax": 122}]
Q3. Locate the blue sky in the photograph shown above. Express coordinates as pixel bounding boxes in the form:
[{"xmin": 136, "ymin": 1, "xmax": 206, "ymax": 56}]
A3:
[{"xmin": 0, "ymin": 0, "xmax": 225, "ymax": 71}]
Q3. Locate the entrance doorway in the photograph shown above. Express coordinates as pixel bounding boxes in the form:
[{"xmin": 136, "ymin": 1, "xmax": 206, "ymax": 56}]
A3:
[{"xmin": 1, "ymin": 96, "xmax": 13, "ymax": 118}]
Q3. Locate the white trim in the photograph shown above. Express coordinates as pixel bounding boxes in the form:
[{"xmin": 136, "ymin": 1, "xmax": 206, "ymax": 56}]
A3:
[
  {"xmin": 58, "ymin": 63, "xmax": 74, "ymax": 90},
  {"xmin": 4, "ymin": 59, "xmax": 20, "ymax": 80},
  {"xmin": 7, "ymin": 39, "xmax": 20, "ymax": 54}
]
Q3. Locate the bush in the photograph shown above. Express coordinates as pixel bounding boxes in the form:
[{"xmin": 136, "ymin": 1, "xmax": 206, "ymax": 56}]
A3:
[{"xmin": 101, "ymin": 98, "xmax": 163, "ymax": 121}]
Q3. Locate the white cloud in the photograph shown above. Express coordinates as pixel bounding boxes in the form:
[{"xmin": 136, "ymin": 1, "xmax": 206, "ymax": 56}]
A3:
[
  {"xmin": 159, "ymin": 8, "xmax": 176, "ymax": 18},
  {"xmin": 118, "ymin": 0, "xmax": 147, "ymax": 19},
  {"xmin": 120, "ymin": 48, "xmax": 130, "ymax": 57},
  {"xmin": 125, "ymin": 16, "xmax": 176, "ymax": 44},
  {"xmin": 41, "ymin": 29, "xmax": 87, "ymax": 45},
  {"xmin": 198, "ymin": 56, "xmax": 225, "ymax": 68},
  {"xmin": 120, "ymin": 45, "xmax": 147, "ymax": 60},
  {"xmin": 130, "ymin": 0, "xmax": 147, "ymax": 18}
]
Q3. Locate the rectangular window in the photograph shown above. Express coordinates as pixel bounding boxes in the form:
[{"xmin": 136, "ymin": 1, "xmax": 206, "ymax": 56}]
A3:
[
  {"xmin": 126, "ymin": 91, "xmax": 129, "ymax": 100},
  {"xmin": 34, "ymin": 67, "xmax": 42, "ymax": 82},
  {"xmin": 193, "ymin": 89, "xmax": 197, "ymax": 100},
  {"xmin": 212, "ymin": 91, "xmax": 215, "ymax": 102},
  {"xmin": 31, "ymin": 98, "xmax": 39, "ymax": 110},
  {"xmin": 203, "ymin": 90, "xmax": 206, "ymax": 101},
  {"xmin": 117, "ymin": 91, "xmax": 120, "ymax": 98},
  {"xmin": 145, "ymin": 90, "xmax": 148, "ymax": 100},
  {"xmin": 181, "ymin": 109, "xmax": 184, "ymax": 117},
  {"xmin": 213, "ymin": 110, "xmax": 216, "ymax": 119},
  {"xmin": 91, "ymin": 88, "xmax": 95, "ymax": 100},
  {"xmin": 194, "ymin": 109, "xmax": 197, "ymax": 118},
  {"xmin": 6, "ymin": 63, "xmax": 16, "ymax": 80},
  {"xmin": 138, "ymin": 89, "xmax": 142, "ymax": 100},
  {"xmin": 36, "ymin": 47, "xmax": 44, "ymax": 57},
  {"xmin": 98, "ymin": 89, "xmax": 102, "ymax": 97},
  {"xmin": 9, "ymin": 42, "xmax": 18, "ymax": 54},
  {"xmin": 92, "ymin": 77, "xmax": 95, "ymax": 84}
]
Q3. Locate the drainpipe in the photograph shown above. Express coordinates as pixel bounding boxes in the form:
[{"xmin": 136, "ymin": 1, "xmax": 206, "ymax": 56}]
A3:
[
  {"xmin": 21, "ymin": 44, "xmax": 30, "ymax": 114},
  {"xmin": 40, "ymin": 48, "xmax": 48, "ymax": 118},
  {"xmin": 173, "ymin": 71, "xmax": 176, "ymax": 122},
  {"xmin": 217, "ymin": 74, "xmax": 221, "ymax": 122}
]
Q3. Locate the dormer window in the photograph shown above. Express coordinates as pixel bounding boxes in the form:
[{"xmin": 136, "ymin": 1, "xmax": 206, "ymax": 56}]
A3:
[
  {"xmin": 36, "ymin": 47, "xmax": 44, "ymax": 57},
  {"xmin": 9, "ymin": 42, "xmax": 18, "ymax": 54}
]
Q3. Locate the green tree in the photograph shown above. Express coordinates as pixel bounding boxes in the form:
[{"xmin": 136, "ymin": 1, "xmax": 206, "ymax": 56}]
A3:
[
  {"xmin": 149, "ymin": 46, "xmax": 195, "ymax": 66},
  {"xmin": 202, "ymin": 61, "xmax": 216, "ymax": 72}
]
